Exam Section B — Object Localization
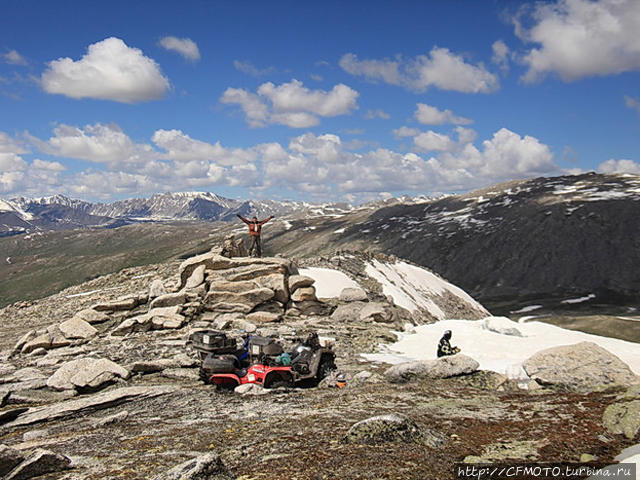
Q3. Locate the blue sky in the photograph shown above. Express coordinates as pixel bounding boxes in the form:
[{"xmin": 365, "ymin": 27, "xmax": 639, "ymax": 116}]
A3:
[{"xmin": 1, "ymin": 0, "xmax": 639, "ymax": 203}]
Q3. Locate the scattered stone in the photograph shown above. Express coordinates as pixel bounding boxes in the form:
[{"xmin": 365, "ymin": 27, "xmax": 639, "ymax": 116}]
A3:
[
  {"xmin": 11, "ymin": 331, "xmax": 36, "ymax": 356},
  {"xmin": 0, "ymin": 444, "xmax": 24, "ymax": 477},
  {"xmin": 21, "ymin": 333, "xmax": 52, "ymax": 355},
  {"xmin": 161, "ymin": 368, "xmax": 200, "ymax": 381},
  {"xmin": 4, "ymin": 386, "xmax": 177, "ymax": 428},
  {"xmin": 455, "ymin": 370, "xmax": 509, "ymax": 390},
  {"xmin": 343, "ymin": 414, "xmax": 443, "ymax": 447},
  {"xmin": 385, "ymin": 355, "xmax": 480, "ymax": 383},
  {"xmin": 130, "ymin": 359, "xmax": 178, "ymax": 374},
  {"xmin": 291, "ymin": 286, "xmax": 317, "ymax": 302},
  {"xmin": 27, "ymin": 348, "xmax": 48, "ymax": 357},
  {"xmin": 602, "ymin": 400, "xmax": 640, "ymax": 439},
  {"xmin": 93, "ymin": 298, "xmax": 138, "ymax": 312},
  {"xmin": 73, "ymin": 308, "xmax": 110, "ymax": 325},
  {"xmin": 205, "ymin": 288, "xmax": 275, "ymax": 309},
  {"xmin": 234, "ymin": 384, "xmax": 269, "ymax": 396},
  {"xmin": 92, "ymin": 410, "xmax": 129, "ymax": 428},
  {"xmin": 353, "ymin": 370, "xmax": 383, "ymax": 385},
  {"xmin": 150, "ymin": 292, "xmax": 188, "ymax": 309},
  {"xmin": 149, "ymin": 280, "xmax": 167, "ymax": 299},
  {"xmin": 523, "ymin": 342, "xmax": 640, "ymax": 392},
  {"xmin": 288, "ymin": 275, "xmax": 315, "ymax": 292},
  {"xmin": 231, "ymin": 319, "xmax": 257, "ymax": 333},
  {"xmin": 330, "ymin": 303, "xmax": 365, "ymax": 322},
  {"xmin": 246, "ymin": 311, "xmax": 282, "ymax": 324},
  {"xmin": 463, "ymin": 440, "xmax": 543, "ymax": 463},
  {"xmin": 58, "ymin": 317, "xmax": 98, "ymax": 340},
  {"xmin": 339, "ymin": 287, "xmax": 368, "ymax": 302},
  {"xmin": 5, "ymin": 448, "xmax": 73, "ymax": 480},
  {"xmin": 152, "ymin": 452, "xmax": 231, "ymax": 480},
  {"xmin": 47, "ymin": 358, "xmax": 129, "ymax": 392},
  {"xmin": 359, "ymin": 302, "xmax": 393, "ymax": 323},
  {"xmin": 186, "ymin": 264, "xmax": 206, "ymax": 289},
  {"xmin": 580, "ymin": 453, "xmax": 596, "ymax": 463}
]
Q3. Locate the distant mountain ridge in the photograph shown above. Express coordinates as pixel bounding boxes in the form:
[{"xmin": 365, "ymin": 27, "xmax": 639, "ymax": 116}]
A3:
[{"xmin": 0, "ymin": 190, "xmax": 435, "ymax": 237}]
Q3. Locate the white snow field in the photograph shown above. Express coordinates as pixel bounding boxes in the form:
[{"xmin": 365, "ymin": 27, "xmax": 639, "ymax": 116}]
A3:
[
  {"xmin": 364, "ymin": 317, "xmax": 640, "ymax": 381},
  {"xmin": 298, "ymin": 267, "xmax": 362, "ymax": 298},
  {"xmin": 364, "ymin": 259, "xmax": 488, "ymax": 319}
]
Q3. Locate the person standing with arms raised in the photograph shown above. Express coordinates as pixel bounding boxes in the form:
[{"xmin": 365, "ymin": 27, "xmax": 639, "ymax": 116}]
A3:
[{"xmin": 236, "ymin": 214, "xmax": 274, "ymax": 257}]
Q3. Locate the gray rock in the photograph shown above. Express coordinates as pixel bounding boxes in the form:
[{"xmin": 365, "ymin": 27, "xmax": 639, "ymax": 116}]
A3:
[
  {"xmin": 152, "ymin": 452, "xmax": 231, "ymax": 480},
  {"xmin": 208, "ymin": 279, "xmax": 258, "ymax": 293},
  {"xmin": 178, "ymin": 252, "xmax": 235, "ymax": 289},
  {"xmin": 339, "ymin": 287, "xmax": 368, "ymax": 302},
  {"xmin": 523, "ymin": 342, "xmax": 640, "ymax": 392},
  {"xmin": 234, "ymin": 384, "xmax": 269, "ymax": 396},
  {"xmin": 92, "ymin": 410, "xmax": 129, "ymax": 428},
  {"xmin": 130, "ymin": 359, "xmax": 178, "ymax": 374},
  {"xmin": 150, "ymin": 292, "xmax": 187, "ymax": 309},
  {"xmin": 186, "ymin": 264, "xmax": 206, "ymax": 289},
  {"xmin": 288, "ymin": 275, "xmax": 315, "ymax": 292},
  {"xmin": 330, "ymin": 302, "xmax": 366, "ymax": 322},
  {"xmin": 58, "ymin": 317, "xmax": 98, "ymax": 340},
  {"xmin": 73, "ymin": 308, "xmax": 110, "ymax": 324},
  {"xmin": 246, "ymin": 312, "xmax": 282, "ymax": 324},
  {"xmin": 222, "ymin": 263, "xmax": 287, "ymax": 283},
  {"xmin": 291, "ymin": 286, "xmax": 317, "ymax": 302},
  {"xmin": 602, "ymin": 400, "xmax": 640, "ymax": 439},
  {"xmin": 12, "ymin": 367, "xmax": 46, "ymax": 383},
  {"xmin": 205, "ymin": 288, "xmax": 275, "ymax": 309},
  {"xmin": 231, "ymin": 319, "xmax": 257, "ymax": 333},
  {"xmin": 161, "ymin": 368, "xmax": 200, "ymax": 381},
  {"xmin": 4, "ymin": 386, "xmax": 176, "ymax": 428},
  {"xmin": 11, "ymin": 330, "xmax": 36, "ymax": 356},
  {"xmin": 22, "ymin": 429, "xmax": 48, "ymax": 442},
  {"xmin": 47, "ymin": 358, "xmax": 129, "ymax": 392},
  {"xmin": 93, "ymin": 297, "xmax": 138, "ymax": 312},
  {"xmin": 149, "ymin": 279, "xmax": 167, "ymax": 299},
  {"xmin": 353, "ymin": 370, "xmax": 383, "ymax": 385},
  {"xmin": 343, "ymin": 414, "xmax": 444, "ymax": 447},
  {"xmin": 0, "ymin": 444, "xmax": 24, "ymax": 477},
  {"xmin": 385, "ymin": 354, "xmax": 480, "ymax": 383},
  {"xmin": 21, "ymin": 333, "xmax": 52, "ymax": 355},
  {"xmin": 254, "ymin": 274, "xmax": 289, "ymax": 304},
  {"xmin": 359, "ymin": 302, "xmax": 393, "ymax": 323},
  {"xmin": 204, "ymin": 302, "xmax": 253, "ymax": 314},
  {"xmin": 5, "ymin": 448, "xmax": 72, "ymax": 480}
]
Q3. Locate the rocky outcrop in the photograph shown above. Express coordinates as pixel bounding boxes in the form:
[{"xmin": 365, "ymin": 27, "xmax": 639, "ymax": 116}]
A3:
[
  {"xmin": 385, "ymin": 354, "xmax": 479, "ymax": 383},
  {"xmin": 523, "ymin": 342, "xmax": 640, "ymax": 392},
  {"xmin": 152, "ymin": 453, "xmax": 231, "ymax": 480},
  {"xmin": 339, "ymin": 287, "xmax": 368, "ymax": 302},
  {"xmin": 602, "ymin": 400, "xmax": 640, "ymax": 439},
  {"xmin": 343, "ymin": 414, "xmax": 444, "ymax": 448},
  {"xmin": 58, "ymin": 317, "xmax": 98, "ymax": 340},
  {"xmin": 47, "ymin": 358, "xmax": 130, "ymax": 392},
  {"xmin": 5, "ymin": 449, "xmax": 72, "ymax": 480}
]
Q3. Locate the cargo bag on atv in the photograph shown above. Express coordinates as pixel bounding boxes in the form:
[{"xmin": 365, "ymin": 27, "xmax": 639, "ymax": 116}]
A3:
[{"xmin": 189, "ymin": 330, "xmax": 237, "ymax": 359}]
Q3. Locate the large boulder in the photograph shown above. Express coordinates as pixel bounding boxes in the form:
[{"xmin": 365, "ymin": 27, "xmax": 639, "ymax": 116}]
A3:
[
  {"xmin": 254, "ymin": 274, "xmax": 289, "ymax": 304},
  {"xmin": 111, "ymin": 308, "xmax": 186, "ymax": 335},
  {"xmin": 288, "ymin": 275, "xmax": 315, "ymax": 292},
  {"xmin": 47, "ymin": 358, "xmax": 129, "ymax": 392},
  {"xmin": 339, "ymin": 287, "xmax": 368, "ymax": 302},
  {"xmin": 204, "ymin": 288, "xmax": 274, "ymax": 310},
  {"xmin": 58, "ymin": 317, "xmax": 98, "ymax": 340},
  {"xmin": 331, "ymin": 302, "xmax": 366, "ymax": 322},
  {"xmin": 602, "ymin": 400, "xmax": 640, "ymax": 439},
  {"xmin": 72, "ymin": 308, "xmax": 110, "ymax": 324},
  {"xmin": 178, "ymin": 253, "xmax": 235, "ymax": 289},
  {"xmin": 150, "ymin": 292, "xmax": 187, "ymax": 309},
  {"xmin": 385, "ymin": 354, "xmax": 479, "ymax": 384},
  {"xmin": 185, "ymin": 264, "xmax": 206, "ymax": 289},
  {"xmin": 222, "ymin": 264, "xmax": 287, "ymax": 282},
  {"xmin": 522, "ymin": 342, "xmax": 640, "ymax": 392},
  {"xmin": 92, "ymin": 297, "xmax": 139, "ymax": 312},
  {"xmin": 343, "ymin": 414, "xmax": 444, "ymax": 448},
  {"xmin": 152, "ymin": 452, "xmax": 231, "ymax": 480},
  {"xmin": 5, "ymin": 449, "xmax": 72, "ymax": 480},
  {"xmin": 359, "ymin": 302, "xmax": 393, "ymax": 323},
  {"xmin": 291, "ymin": 286, "xmax": 317, "ymax": 302},
  {"xmin": 208, "ymin": 279, "xmax": 258, "ymax": 293},
  {"xmin": 21, "ymin": 333, "xmax": 53, "ymax": 355}
]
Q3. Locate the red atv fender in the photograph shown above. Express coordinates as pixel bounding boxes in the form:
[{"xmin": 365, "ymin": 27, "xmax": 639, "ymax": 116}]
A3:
[{"xmin": 210, "ymin": 364, "xmax": 293, "ymax": 389}]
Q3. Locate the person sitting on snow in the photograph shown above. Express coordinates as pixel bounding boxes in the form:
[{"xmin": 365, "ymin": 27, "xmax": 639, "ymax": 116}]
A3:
[{"xmin": 437, "ymin": 330, "xmax": 460, "ymax": 357}]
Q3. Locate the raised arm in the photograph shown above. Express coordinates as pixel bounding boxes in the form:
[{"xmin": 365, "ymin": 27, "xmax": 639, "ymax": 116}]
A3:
[
  {"xmin": 236, "ymin": 214, "xmax": 250, "ymax": 224},
  {"xmin": 259, "ymin": 215, "xmax": 274, "ymax": 225}
]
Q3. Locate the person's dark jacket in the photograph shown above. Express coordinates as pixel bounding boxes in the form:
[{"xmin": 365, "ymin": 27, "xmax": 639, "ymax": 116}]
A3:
[{"xmin": 437, "ymin": 332, "xmax": 460, "ymax": 357}]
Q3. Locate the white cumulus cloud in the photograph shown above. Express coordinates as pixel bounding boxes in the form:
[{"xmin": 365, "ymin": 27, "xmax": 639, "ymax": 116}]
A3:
[
  {"xmin": 339, "ymin": 48, "xmax": 499, "ymax": 93},
  {"xmin": 159, "ymin": 36, "xmax": 201, "ymax": 61},
  {"xmin": 221, "ymin": 79, "xmax": 359, "ymax": 128},
  {"xmin": 415, "ymin": 103, "xmax": 473, "ymax": 125},
  {"xmin": 491, "ymin": 40, "xmax": 510, "ymax": 72},
  {"xmin": 598, "ymin": 159, "xmax": 640, "ymax": 174},
  {"xmin": 413, "ymin": 131, "xmax": 457, "ymax": 152},
  {"xmin": 364, "ymin": 109, "xmax": 391, "ymax": 120},
  {"xmin": 41, "ymin": 37, "xmax": 170, "ymax": 103},
  {"xmin": 516, "ymin": 0, "xmax": 640, "ymax": 82}
]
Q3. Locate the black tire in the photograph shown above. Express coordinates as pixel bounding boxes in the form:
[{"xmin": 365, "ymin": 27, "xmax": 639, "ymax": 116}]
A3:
[
  {"xmin": 316, "ymin": 355, "xmax": 337, "ymax": 382},
  {"xmin": 199, "ymin": 368, "xmax": 210, "ymax": 384},
  {"xmin": 263, "ymin": 373, "xmax": 293, "ymax": 389}
]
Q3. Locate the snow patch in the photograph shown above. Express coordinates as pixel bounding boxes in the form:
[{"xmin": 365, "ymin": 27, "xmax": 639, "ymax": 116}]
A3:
[
  {"xmin": 298, "ymin": 267, "xmax": 361, "ymax": 298},
  {"xmin": 364, "ymin": 317, "xmax": 640, "ymax": 380},
  {"xmin": 333, "ymin": 227, "xmax": 346, "ymax": 234},
  {"xmin": 511, "ymin": 305, "xmax": 543, "ymax": 314},
  {"xmin": 364, "ymin": 259, "xmax": 486, "ymax": 319},
  {"xmin": 562, "ymin": 293, "xmax": 596, "ymax": 304}
]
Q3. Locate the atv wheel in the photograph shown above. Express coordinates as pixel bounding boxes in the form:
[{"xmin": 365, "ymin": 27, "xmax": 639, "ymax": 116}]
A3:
[
  {"xmin": 199, "ymin": 368, "xmax": 210, "ymax": 384},
  {"xmin": 263, "ymin": 373, "xmax": 293, "ymax": 389},
  {"xmin": 316, "ymin": 355, "xmax": 337, "ymax": 382}
]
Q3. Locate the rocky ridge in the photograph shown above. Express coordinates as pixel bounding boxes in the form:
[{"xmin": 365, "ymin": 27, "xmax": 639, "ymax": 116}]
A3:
[{"xmin": 0, "ymin": 248, "xmax": 639, "ymax": 478}]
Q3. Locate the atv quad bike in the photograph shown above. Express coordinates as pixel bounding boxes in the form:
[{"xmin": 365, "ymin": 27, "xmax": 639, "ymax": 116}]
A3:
[{"xmin": 188, "ymin": 330, "xmax": 336, "ymax": 389}]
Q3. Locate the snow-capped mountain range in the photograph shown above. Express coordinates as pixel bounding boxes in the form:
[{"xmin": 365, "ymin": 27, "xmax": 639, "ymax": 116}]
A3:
[{"xmin": 0, "ymin": 190, "xmax": 434, "ymax": 237}]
